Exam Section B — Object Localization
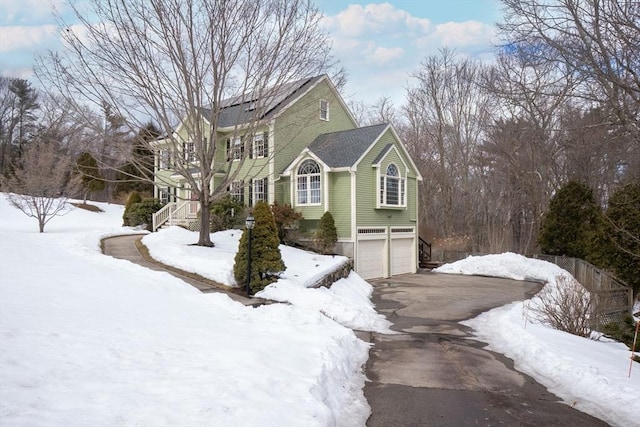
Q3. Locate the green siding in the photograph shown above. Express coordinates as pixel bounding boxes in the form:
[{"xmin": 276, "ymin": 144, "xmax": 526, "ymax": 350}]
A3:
[
  {"xmin": 355, "ymin": 129, "xmax": 419, "ymax": 227},
  {"xmin": 328, "ymin": 171, "xmax": 352, "ymax": 239},
  {"xmin": 273, "ymin": 79, "xmax": 357, "ymax": 177}
]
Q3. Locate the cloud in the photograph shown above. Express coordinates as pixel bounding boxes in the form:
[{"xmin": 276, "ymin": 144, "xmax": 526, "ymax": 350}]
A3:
[
  {"xmin": 419, "ymin": 21, "xmax": 496, "ymax": 49},
  {"xmin": 1, "ymin": 0, "xmax": 66, "ymax": 25},
  {"xmin": 322, "ymin": 2, "xmax": 431, "ymax": 37},
  {"xmin": 369, "ymin": 46, "xmax": 405, "ymax": 65},
  {"xmin": 0, "ymin": 25, "xmax": 57, "ymax": 52}
]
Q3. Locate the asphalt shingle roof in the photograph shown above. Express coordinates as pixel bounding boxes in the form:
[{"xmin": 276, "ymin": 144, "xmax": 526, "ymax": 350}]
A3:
[{"xmin": 307, "ymin": 123, "xmax": 389, "ymax": 168}]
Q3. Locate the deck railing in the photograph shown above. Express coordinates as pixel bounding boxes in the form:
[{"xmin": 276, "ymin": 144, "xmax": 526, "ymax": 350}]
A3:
[{"xmin": 152, "ymin": 201, "xmax": 200, "ymax": 231}]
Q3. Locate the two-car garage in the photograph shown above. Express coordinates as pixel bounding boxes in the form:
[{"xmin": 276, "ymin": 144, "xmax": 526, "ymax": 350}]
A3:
[{"xmin": 356, "ymin": 226, "xmax": 416, "ymax": 280}]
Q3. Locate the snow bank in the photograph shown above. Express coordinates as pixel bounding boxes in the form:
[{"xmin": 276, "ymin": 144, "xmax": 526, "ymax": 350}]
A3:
[
  {"xmin": 0, "ymin": 195, "xmax": 371, "ymax": 426},
  {"xmin": 435, "ymin": 253, "xmax": 639, "ymax": 426}
]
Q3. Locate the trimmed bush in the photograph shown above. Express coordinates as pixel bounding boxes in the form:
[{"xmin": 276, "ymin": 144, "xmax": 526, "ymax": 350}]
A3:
[
  {"xmin": 124, "ymin": 198, "xmax": 163, "ymax": 231},
  {"xmin": 123, "ymin": 191, "xmax": 143, "ymax": 226},
  {"xmin": 210, "ymin": 195, "xmax": 245, "ymax": 232},
  {"xmin": 233, "ymin": 201, "xmax": 285, "ymax": 294},
  {"xmin": 315, "ymin": 211, "xmax": 338, "ymax": 254}
]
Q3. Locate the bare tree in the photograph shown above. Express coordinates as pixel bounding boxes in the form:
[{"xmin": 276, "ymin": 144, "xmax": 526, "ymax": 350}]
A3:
[
  {"xmin": 499, "ymin": 0, "xmax": 640, "ymax": 156},
  {"xmin": 403, "ymin": 49, "xmax": 491, "ymax": 243},
  {"xmin": 2, "ymin": 141, "xmax": 80, "ymax": 232},
  {"xmin": 36, "ymin": 0, "xmax": 334, "ymax": 246}
]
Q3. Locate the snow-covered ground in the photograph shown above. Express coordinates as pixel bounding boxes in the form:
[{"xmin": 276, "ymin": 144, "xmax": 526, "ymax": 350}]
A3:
[
  {"xmin": 0, "ymin": 195, "xmax": 387, "ymax": 426},
  {"xmin": 435, "ymin": 254, "xmax": 640, "ymax": 427},
  {"xmin": 2, "ymin": 194, "xmax": 638, "ymax": 427}
]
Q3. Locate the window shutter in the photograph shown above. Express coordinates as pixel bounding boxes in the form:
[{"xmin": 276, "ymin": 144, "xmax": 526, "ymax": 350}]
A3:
[
  {"xmin": 248, "ymin": 179, "xmax": 253, "ymax": 207},
  {"xmin": 264, "ymin": 132, "xmax": 269, "ymax": 157},
  {"xmin": 263, "ymin": 177, "xmax": 268, "ymax": 202},
  {"xmin": 249, "ymin": 135, "xmax": 253, "ymax": 159}
]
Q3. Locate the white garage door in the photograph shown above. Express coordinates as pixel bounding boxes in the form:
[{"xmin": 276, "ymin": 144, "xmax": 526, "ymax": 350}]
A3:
[
  {"xmin": 357, "ymin": 228, "xmax": 387, "ymax": 279},
  {"xmin": 391, "ymin": 237, "xmax": 414, "ymax": 275}
]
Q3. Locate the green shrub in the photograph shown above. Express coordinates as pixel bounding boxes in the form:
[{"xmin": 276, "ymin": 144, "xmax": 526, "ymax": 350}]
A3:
[
  {"xmin": 233, "ymin": 201, "xmax": 285, "ymax": 294},
  {"xmin": 124, "ymin": 198, "xmax": 163, "ymax": 231},
  {"xmin": 315, "ymin": 211, "xmax": 338, "ymax": 254},
  {"xmin": 210, "ymin": 195, "xmax": 245, "ymax": 232},
  {"xmin": 271, "ymin": 201, "xmax": 303, "ymax": 244},
  {"xmin": 123, "ymin": 191, "xmax": 143, "ymax": 226}
]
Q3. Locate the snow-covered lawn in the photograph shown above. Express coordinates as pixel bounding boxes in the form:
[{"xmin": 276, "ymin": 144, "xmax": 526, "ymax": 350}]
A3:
[
  {"xmin": 0, "ymin": 195, "xmax": 387, "ymax": 426},
  {"xmin": 2, "ymin": 193, "xmax": 638, "ymax": 427},
  {"xmin": 435, "ymin": 254, "xmax": 640, "ymax": 427}
]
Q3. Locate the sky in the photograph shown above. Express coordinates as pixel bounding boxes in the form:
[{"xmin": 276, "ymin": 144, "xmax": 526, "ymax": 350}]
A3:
[
  {"xmin": 0, "ymin": 0, "xmax": 501, "ymax": 106},
  {"xmin": 1, "ymin": 194, "xmax": 637, "ymax": 426}
]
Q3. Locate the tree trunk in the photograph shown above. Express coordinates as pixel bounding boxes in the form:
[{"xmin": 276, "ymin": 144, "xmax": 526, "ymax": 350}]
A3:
[{"xmin": 197, "ymin": 197, "xmax": 213, "ymax": 247}]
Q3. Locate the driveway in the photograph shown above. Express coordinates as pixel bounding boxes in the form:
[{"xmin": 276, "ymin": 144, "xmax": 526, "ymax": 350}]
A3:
[{"xmin": 364, "ymin": 272, "xmax": 608, "ymax": 426}]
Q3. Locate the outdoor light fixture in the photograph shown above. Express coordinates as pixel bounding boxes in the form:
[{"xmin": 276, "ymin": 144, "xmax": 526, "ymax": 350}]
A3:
[{"xmin": 245, "ymin": 215, "xmax": 255, "ymax": 296}]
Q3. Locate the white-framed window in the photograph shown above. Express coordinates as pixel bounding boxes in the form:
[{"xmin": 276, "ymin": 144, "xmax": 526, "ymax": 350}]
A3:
[
  {"xmin": 229, "ymin": 180, "xmax": 244, "ymax": 204},
  {"xmin": 251, "ymin": 132, "xmax": 268, "ymax": 159},
  {"xmin": 184, "ymin": 141, "xmax": 196, "ymax": 163},
  {"xmin": 297, "ymin": 159, "xmax": 321, "ymax": 205},
  {"xmin": 319, "ymin": 99, "xmax": 329, "ymax": 121},
  {"xmin": 226, "ymin": 136, "xmax": 244, "ymax": 161},
  {"xmin": 159, "ymin": 149, "xmax": 170, "ymax": 169},
  {"xmin": 379, "ymin": 163, "xmax": 405, "ymax": 206},
  {"xmin": 249, "ymin": 177, "xmax": 268, "ymax": 206},
  {"xmin": 159, "ymin": 187, "xmax": 171, "ymax": 204}
]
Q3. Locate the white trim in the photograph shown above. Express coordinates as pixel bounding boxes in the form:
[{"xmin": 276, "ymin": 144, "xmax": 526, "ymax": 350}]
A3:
[
  {"xmin": 350, "ymin": 170, "xmax": 357, "ymax": 243},
  {"xmin": 323, "ymin": 169, "xmax": 330, "ymax": 212},
  {"xmin": 268, "ymin": 121, "xmax": 275, "ymax": 204}
]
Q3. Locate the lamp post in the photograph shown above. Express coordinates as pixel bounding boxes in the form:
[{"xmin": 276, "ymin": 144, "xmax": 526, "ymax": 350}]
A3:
[{"xmin": 245, "ymin": 215, "xmax": 255, "ymax": 296}]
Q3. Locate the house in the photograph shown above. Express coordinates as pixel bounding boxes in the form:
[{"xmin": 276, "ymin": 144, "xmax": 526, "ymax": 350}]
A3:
[{"xmin": 152, "ymin": 75, "xmax": 423, "ymax": 279}]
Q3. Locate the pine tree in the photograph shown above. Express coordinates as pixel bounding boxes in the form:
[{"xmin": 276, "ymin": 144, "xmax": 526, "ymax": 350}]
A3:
[
  {"xmin": 75, "ymin": 152, "xmax": 105, "ymax": 204},
  {"xmin": 599, "ymin": 180, "xmax": 640, "ymax": 294},
  {"xmin": 538, "ymin": 180, "xmax": 602, "ymax": 258},
  {"xmin": 315, "ymin": 211, "xmax": 338, "ymax": 254},
  {"xmin": 234, "ymin": 201, "xmax": 285, "ymax": 294}
]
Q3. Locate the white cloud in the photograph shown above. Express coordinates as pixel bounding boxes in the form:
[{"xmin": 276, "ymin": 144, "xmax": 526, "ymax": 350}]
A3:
[
  {"xmin": 1, "ymin": 0, "xmax": 65, "ymax": 25},
  {"xmin": 0, "ymin": 25, "xmax": 57, "ymax": 52},
  {"xmin": 421, "ymin": 21, "xmax": 496, "ymax": 48},
  {"xmin": 369, "ymin": 46, "xmax": 405, "ymax": 65},
  {"xmin": 322, "ymin": 2, "xmax": 431, "ymax": 37}
]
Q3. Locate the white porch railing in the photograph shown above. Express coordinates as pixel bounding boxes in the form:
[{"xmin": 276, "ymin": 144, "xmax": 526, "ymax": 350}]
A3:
[{"xmin": 152, "ymin": 201, "xmax": 200, "ymax": 231}]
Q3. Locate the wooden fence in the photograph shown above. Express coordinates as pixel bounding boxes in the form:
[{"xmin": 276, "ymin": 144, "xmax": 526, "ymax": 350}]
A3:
[
  {"xmin": 431, "ymin": 251, "xmax": 633, "ymax": 328},
  {"xmin": 534, "ymin": 255, "xmax": 633, "ymax": 327}
]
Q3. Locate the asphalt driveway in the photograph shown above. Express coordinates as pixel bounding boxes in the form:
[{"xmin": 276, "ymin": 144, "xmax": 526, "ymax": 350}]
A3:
[{"xmin": 364, "ymin": 272, "xmax": 609, "ymax": 426}]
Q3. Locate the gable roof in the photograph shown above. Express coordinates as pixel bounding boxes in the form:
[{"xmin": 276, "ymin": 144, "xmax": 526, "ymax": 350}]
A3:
[
  {"xmin": 306, "ymin": 123, "xmax": 389, "ymax": 168},
  {"xmin": 200, "ymin": 75, "xmax": 325, "ymax": 129}
]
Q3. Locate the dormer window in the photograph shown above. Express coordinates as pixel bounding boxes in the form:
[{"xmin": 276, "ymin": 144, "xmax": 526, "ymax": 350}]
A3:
[
  {"xmin": 379, "ymin": 163, "xmax": 405, "ymax": 207},
  {"xmin": 319, "ymin": 99, "xmax": 329, "ymax": 121}
]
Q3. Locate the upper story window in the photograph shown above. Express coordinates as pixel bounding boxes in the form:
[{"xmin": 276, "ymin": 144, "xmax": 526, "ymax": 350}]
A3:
[
  {"xmin": 379, "ymin": 163, "xmax": 405, "ymax": 207},
  {"xmin": 159, "ymin": 149, "xmax": 171, "ymax": 169},
  {"xmin": 319, "ymin": 99, "xmax": 329, "ymax": 121},
  {"xmin": 251, "ymin": 132, "xmax": 268, "ymax": 159},
  {"xmin": 184, "ymin": 141, "xmax": 196, "ymax": 163},
  {"xmin": 226, "ymin": 136, "xmax": 244, "ymax": 161},
  {"xmin": 297, "ymin": 159, "xmax": 321, "ymax": 205}
]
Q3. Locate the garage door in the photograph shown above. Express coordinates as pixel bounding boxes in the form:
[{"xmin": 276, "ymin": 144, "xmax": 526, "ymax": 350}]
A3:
[
  {"xmin": 391, "ymin": 238, "xmax": 414, "ymax": 275},
  {"xmin": 357, "ymin": 228, "xmax": 387, "ymax": 279}
]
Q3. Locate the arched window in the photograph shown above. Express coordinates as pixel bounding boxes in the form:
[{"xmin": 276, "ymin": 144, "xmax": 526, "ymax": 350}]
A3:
[
  {"xmin": 297, "ymin": 159, "xmax": 321, "ymax": 205},
  {"xmin": 380, "ymin": 163, "xmax": 405, "ymax": 206}
]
